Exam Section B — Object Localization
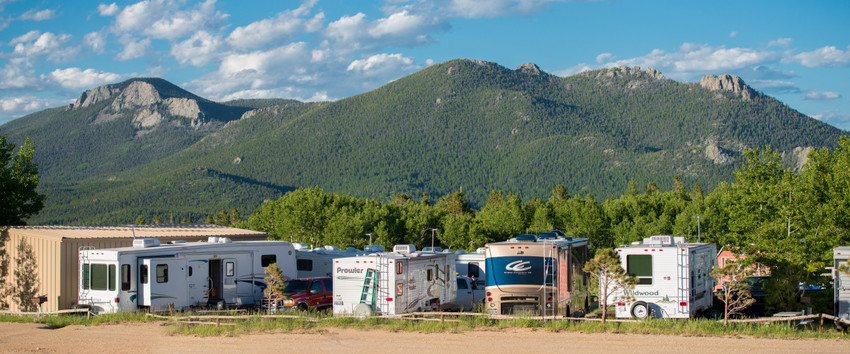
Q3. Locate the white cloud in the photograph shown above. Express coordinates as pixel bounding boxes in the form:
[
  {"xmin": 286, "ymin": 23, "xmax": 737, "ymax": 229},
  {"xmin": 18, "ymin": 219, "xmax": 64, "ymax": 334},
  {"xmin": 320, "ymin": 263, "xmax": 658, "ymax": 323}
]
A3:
[
  {"xmin": 553, "ymin": 63, "xmax": 593, "ymax": 77},
  {"xmin": 114, "ymin": 0, "xmax": 163, "ymax": 33},
  {"xmin": 810, "ymin": 110, "xmax": 850, "ymax": 130},
  {"xmin": 10, "ymin": 31, "xmax": 77, "ymax": 64},
  {"xmin": 0, "ymin": 96, "xmax": 56, "ymax": 115},
  {"xmin": 46, "ymin": 67, "xmax": 123, "ymax": 90},
  {"xmin": 805, "ymin": 90, "xmax": 841, "ymax": 101},
  {"xmin": 84, "ymin": 32, "xmax": 107, "ymax": 54},
  {"xmin": 116, "ymin": 34, "xmax": 150, "ymax": 61},
  {"xmin": 768, "ymin": 37, "xmax": 792, "ymax": 47},
  {"xmin": 0, "ymin": 17, "xmax": 10, "ymax": 31},
  {"xmin": 98, "ymin": 3, "xmax": 120, "ymax": 16},
  {"xmin": 171, "ymin": 31, "xmax": 222, "ymax": 66},
  {"xmin": 0, "ymin": 63, "xmax": 37, "ymax": 90},
  {"xmin": 226, "ymin": 2, "xmax": 324, "ymax": 50},
  {"xmin": 218, "ymin": 42, "xmax": 309, "ymax": 77},
  {"xmin": 789, "ymin": 46, "xmax": 850, "ymax": 68},
  {"xmin": 324, "ymin": 10, "xmax": 442, "ymax": 53},
  {"xmin": 448, "ymin": 0, "xmax": 560, "ymax": 18},
  {"xmin": 147, "ymin": 0, "xmax": 228, "ymax": 40},
  {"xmin": 347, "ymin": 53, "xmax": 415, "ymax": 76},
  {"xmin": 747, "ymin": 79, "xmax": 800, "ymax": 94},
  {"xmin": 596, "ymin": 53, "xmax": 615, "ymax": 63},
  {"xmin": 729, "ymin": 31, "xmax": 737, "ymax": 38},
  {"xmin": 20, "ymin": 8, "xmax": 56, "ymax": 21}
]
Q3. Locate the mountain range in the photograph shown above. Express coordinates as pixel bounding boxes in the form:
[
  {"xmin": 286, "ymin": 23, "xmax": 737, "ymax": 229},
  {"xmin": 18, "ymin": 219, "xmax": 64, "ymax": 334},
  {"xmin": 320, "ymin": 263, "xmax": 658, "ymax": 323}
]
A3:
[{"xmin": 1, "ymin": 59, "xmax": 844, "ymax": 225}]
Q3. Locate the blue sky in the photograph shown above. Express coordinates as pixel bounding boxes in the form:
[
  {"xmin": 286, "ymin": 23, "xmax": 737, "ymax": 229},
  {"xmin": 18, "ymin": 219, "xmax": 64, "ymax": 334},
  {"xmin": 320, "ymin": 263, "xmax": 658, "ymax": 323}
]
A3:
[{"xmin": 1, "ymin": 0, "xmax": 849, "ymax": 130}]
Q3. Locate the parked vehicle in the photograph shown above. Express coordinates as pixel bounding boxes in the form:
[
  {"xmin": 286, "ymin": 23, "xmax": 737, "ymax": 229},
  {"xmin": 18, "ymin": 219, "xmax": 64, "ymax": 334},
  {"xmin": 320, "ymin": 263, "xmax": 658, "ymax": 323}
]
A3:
[
  {"xmin": 294, "ymin": 244, "xmax": 382, "ymax": 278},
  {"xmin": 485, "ymin": 234, "xmax": 590, "ymax": 317},
  {"xmin": 268, "ymin": 277, "xmax": 333, "ymax": 311},
  {"xmin": 78, "ymin": 237, "xmax": 296, "ymax": 313},
  {"xmin": 613, "ymin": 235, "xmax": 716, "ymax": 319},
  {"xmin": 332, "ymin": 244, "xmax": 456, "ymax": 316},
  {"xmin": 450, "ymin": 276, "xmax": 485, "ymax": 311},
  {"xmin": 456, "ymin": 248, "xmax": 486, "ymax": 288}
]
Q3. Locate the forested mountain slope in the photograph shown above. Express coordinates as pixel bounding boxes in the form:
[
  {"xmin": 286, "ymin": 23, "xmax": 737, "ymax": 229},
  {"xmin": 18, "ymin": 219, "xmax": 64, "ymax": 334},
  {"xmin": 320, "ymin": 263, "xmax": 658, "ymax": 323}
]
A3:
[{"xmin": 2, "ymin": 59, "xmax": 843, "ymax": 224}]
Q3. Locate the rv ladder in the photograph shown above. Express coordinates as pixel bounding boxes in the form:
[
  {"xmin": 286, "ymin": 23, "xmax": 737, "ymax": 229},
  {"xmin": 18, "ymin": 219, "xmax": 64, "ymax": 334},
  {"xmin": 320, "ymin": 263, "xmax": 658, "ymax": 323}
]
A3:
[
  {"xmin": 677, "ymin": 248, "xmax": 690, "ymax": 315},
  {"xmin": 360, "ymin": 268, "xmax": 377, "ymax": 307},
  {"xmin": 542, "ymin": 244, "xmax": 557, "ymax": 320},
  {"xmin": 376, "ymin": 258, "xmax": 390, "ymax": 313},
  {"xmin": 78, "ymin": 246, "xmax": 95, "ymax": 303}
]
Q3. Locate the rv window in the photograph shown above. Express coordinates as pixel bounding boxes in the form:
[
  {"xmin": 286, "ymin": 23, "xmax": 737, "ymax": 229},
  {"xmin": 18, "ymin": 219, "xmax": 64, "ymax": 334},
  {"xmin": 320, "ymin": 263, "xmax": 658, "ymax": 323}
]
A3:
[
  {"xmin": 627, "ymin": 255, "xmax": 653, "ymax": 285},
  {"xmin": 297, "ymin": 259, "xmax": 312, "ymax": 271},
  {"xmin": 82, "ymin": 264, "xmax": 90, "ymax": 290},
  {"xmin": 90, "ymin": 264, "xmax": 108, "ymax": 290},
  {"xmin": 188, "ymin": 266, "xmax": 193, "ymax": 277},
  {"xmin": 140, "ymin": 264, "xmax": 148, "ymax": 284},
  {"xmin": 121, "ymin": 264, "xmax": 131, "ymax": 291},
  {"xmin": 226, "ymin": 262, "xmax": 235, "ymax": 277},
  {"xmin": 427, "ymin": 269, "xmax": 433, "ymax": 281},
  {"xmin": 262, "ymin": 255, "xmax": 277, "ymax": 267},
  {"xmin": 156, "ymin": 264, "xmax": 168, "ymax": 283},
  {"xmin": 108, "ymin": 264, "xmax": 116, "ymax": 291},
  {"xmin": 396, "ymin": 261, "xmax": 403, "ymax": 274},
  {"xmin": 457, "ymin": 278, "xmax": 468, "ymax": 290},
  {"xmin": 322, "ymin": 278, "xmax": 332, "ymax": 292}
]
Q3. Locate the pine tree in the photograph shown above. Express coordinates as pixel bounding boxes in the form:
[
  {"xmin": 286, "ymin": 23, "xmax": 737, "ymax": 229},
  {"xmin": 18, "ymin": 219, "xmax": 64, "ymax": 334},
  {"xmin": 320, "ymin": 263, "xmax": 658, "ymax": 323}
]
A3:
[
  {"xmin": 0, "ymin": 228, "xmax": 9, "ymax": 310},
  {"xmin": 263, "ymin": 263, "xmax": 289, "ymax": 314},
  {"xmin": 13, "ymin": 239, "xmax": 39, "ymax": 312},
  {"xmin": 583, "ymin": 248, "xmax": 636, "ymax": 324},
  {"xmin": 712, "ymin": 260, "xmax": 756, "ymax": 326}
]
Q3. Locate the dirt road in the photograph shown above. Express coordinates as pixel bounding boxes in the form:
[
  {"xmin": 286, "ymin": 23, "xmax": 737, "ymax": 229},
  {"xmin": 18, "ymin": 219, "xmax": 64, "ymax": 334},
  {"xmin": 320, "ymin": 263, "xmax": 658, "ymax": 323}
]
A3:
[{"xmin": 0, "ymin": 321, "xmax": 844, "ymax": 353}]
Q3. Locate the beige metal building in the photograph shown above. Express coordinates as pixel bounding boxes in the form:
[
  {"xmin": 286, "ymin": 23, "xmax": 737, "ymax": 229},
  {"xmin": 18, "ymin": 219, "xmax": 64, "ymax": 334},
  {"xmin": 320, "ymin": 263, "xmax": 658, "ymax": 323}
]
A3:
[{"xmin": 1, "ymin": 224, "xmax": 268, "ymax": 312}]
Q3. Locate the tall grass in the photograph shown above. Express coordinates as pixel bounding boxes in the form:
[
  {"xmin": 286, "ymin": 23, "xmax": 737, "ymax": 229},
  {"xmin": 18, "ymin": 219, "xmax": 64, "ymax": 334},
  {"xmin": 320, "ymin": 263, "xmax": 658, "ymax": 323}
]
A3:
[{"xmin": 2, "ymin": 311, "xmax": 847, "ymax": 339}]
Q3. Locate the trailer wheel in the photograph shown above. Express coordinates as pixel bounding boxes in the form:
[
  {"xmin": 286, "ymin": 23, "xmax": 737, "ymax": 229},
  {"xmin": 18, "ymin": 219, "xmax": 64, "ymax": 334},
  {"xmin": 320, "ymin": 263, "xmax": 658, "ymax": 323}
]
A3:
[{"xmin": 631, "ymin": 301, "xmax": 650, "ymax": 319}]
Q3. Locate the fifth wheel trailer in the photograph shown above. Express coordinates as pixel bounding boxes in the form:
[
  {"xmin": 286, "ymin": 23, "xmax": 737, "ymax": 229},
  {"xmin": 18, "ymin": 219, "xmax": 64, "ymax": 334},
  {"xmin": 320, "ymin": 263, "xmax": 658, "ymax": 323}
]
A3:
[
  {"xmin": 77, "ymin": 237, "xmax": 296, "ymax": 313},
  {"xmin": 613, "ymin": 235, "xmax": 716, "ymax": 319},
  {"xmin": 834, "ymin": 246, "xmax": 850, "ymax": 324}
]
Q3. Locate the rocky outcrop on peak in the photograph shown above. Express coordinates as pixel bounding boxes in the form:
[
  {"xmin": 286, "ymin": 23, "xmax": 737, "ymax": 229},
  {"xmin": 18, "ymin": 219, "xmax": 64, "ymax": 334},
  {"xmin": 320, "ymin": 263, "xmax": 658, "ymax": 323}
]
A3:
[
  {"xmin": 700, "ymin": 74, "xmax": 757, "ymax": 102},
  {"xmin": 583, "ymin": 65, "xmax": 667, "ymax": 81},
  {"xmin": 73, "ymin": 85, "xmax": 121, "ymax": 108},
  {"xmin": 516, "ymin": 62, "xmax": 546, "ymax": 76}
]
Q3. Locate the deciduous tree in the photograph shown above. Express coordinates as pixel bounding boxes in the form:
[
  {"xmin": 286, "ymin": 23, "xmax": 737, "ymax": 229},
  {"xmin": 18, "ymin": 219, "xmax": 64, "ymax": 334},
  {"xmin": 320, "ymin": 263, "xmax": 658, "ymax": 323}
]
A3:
[{"xmin": 0, "ymin": 133, "xmax": 45, "ymax": 225}]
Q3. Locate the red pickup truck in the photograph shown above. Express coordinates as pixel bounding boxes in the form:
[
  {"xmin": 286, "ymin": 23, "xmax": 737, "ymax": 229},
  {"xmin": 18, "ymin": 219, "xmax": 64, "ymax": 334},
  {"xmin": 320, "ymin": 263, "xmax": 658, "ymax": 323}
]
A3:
[{"xmin": 276, "ymin": 277, "xmax": 333, "ymax": 311}]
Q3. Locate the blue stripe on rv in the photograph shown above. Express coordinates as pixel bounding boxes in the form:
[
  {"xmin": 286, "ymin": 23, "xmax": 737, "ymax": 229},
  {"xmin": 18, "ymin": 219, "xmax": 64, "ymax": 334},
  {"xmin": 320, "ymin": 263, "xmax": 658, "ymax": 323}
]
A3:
[{"xmin": 486, "ymin": 256, "xmax": 554, "ymax": 286}]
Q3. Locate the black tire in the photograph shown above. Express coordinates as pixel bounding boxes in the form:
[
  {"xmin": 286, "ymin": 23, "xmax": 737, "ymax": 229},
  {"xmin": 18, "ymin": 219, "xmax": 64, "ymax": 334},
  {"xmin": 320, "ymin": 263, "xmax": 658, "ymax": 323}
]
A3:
[
  {"xmin": 631, "ymin": 301, "xmax": 651, "ymax": 319},
  {"xmin": 297, "ymin": 303, "xmax": 309, "ymax": 311}
]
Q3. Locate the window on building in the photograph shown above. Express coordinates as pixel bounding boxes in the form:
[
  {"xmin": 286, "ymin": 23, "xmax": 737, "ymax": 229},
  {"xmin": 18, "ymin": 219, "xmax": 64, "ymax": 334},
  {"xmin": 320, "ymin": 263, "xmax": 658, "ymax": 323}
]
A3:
[{"xmin": 627, "ymin": 255, "xmax": 653, "ymax": 285}]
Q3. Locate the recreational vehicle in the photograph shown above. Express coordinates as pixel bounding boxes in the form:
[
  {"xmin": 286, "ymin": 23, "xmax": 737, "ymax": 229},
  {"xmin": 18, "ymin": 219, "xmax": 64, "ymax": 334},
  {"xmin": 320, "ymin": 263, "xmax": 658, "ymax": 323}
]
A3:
[
  {"xmin": 77, "ymin": 237, "xmax": 296, "ymax": 313},
  {"xmin": 485, "ymin": 234, "xmax": 589, "ymax": 317},
  {"xmin": 456, "ymin": 248, "xmax": 486, "ymax": 287},
  {"xmin": 293, "ymin": 244, "xmax": 383, "ymax": 278},
  {"xmin": 332, "ymin": 244, "xmax": 457, "ymax": 316},
  {"xmin": 834, "ymin": 247, "xmax": 850, "ymax": 325},
  {"xmin": 613, "ymin": 235, "xmax": 716, "ymax": 319}
]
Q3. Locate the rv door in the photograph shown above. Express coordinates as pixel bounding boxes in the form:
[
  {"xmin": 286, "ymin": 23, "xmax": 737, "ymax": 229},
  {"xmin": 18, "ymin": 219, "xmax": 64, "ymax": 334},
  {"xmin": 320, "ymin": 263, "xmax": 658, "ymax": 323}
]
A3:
[
  {"xmin": 138, "ymin": 258, "xmax": 187, "ymax": 311},
  {"xmin": 222, "ymin": 258, "xmax": 237, "ymax": 303}
]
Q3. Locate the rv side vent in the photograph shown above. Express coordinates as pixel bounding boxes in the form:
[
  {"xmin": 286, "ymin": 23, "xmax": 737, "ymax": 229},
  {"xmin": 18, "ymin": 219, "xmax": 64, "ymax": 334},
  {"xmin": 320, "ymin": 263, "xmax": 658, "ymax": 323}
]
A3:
[
  {"xmin": 394, "ymin": 244, "xmax": 416, "ymax": 254},
  {"xmin": 133, "ymin": 238, "xmax": 161, "ymax": 248}
]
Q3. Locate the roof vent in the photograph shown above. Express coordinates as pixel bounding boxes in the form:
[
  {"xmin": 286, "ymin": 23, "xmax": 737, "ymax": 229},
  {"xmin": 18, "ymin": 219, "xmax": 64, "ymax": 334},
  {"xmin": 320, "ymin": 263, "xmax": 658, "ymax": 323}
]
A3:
[
  {"xmin": 364, "ymin": 245, "xmax": 385, "ymax": 252},
  {"xmin": 422, "ymin": 246, "xmax": 442, "ymax": 253},
  {"xmin": 292, "ymin": 243, "xmax": 309, "ymax": 250},
  {"xmin": 207, "ymin": 236, "xmax": 231, "ymax": 243},
  {"xmin": 393, "ymin": 244, "xmax": 416, "ymax": 254},
  {"xmin": 537, "ymin": 232, "xmax": 557, "ymax": 239},
  {"xmin": 133, "ymin": 238, "xmax": 160, "ymax": 248},
  {"xmin": 514, "ymin": 234, "xmax": 537, "ymax": 242}
]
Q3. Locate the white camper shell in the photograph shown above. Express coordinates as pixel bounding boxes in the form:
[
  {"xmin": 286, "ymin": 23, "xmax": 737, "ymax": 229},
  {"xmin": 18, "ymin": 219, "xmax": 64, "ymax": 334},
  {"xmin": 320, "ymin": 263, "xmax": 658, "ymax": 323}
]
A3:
[
  {"xmin": 332, "ymin": 244, "xmax": 456, "ymax": 316},
  {"xmin": 613, "ymin": 235, "xmax": 716, "ymax": 319},
  {"xmin": 293, "ymin": 244, "xmax": 383, "ymax": 278},
  {"xmin": 834, "ymin": 247, "xmax": 850, "ymax": 323},
  {"xmin": 77, "ymin": 238, "xmax": 296, "ymax": 313},
  {"xmin": 456, "ymin": 248, "xmax": 486, "ymax": 288}
]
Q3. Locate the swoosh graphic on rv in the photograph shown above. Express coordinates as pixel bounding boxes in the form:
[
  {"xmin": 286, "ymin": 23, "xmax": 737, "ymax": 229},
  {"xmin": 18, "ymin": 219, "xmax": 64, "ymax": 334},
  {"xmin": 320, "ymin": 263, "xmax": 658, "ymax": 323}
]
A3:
[{"xmin": 505, "ymin": 260, "xmax": 532, "ymax": 272}]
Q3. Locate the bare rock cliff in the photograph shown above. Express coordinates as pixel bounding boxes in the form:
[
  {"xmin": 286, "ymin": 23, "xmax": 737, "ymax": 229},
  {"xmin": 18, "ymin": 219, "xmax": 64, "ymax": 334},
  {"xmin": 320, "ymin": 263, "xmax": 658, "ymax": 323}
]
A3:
[{"xmin": 699, "ymin": 74, "xmax": 757, "ymax": 102}]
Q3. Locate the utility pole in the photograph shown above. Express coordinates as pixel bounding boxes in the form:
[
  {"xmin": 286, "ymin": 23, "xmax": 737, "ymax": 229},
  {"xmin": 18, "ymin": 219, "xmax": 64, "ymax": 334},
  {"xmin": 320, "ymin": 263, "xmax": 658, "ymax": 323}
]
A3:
[
  {"xmin": 692, "ymin": 216, "xmax": 702, "ymax": 243},
  {"xmin": 365, "ymin": 233, "xmax": 373, "ymax": 249},
  {"xmin": 430, "ymin": 228, "xmax": 439, "ymax": 250}
]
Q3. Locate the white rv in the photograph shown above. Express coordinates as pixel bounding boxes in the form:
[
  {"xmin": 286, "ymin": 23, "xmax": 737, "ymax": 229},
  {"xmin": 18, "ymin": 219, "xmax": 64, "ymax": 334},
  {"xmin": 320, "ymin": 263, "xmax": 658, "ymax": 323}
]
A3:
[
  {"xmin": 456, "ymin": 248, "xmax": 486, "ymax": 288},
  {"xmin": 77, "ymin": 237, "xmax": 296, "ymax": 313},
  {"xmin": 613, "ymin": 235, "xmax": 716, "ymax": 319},
  {"xmin": 834, "ymin": 247, "xmax": 850, "ymax": 324},
  {"xmin": 332, "ymin": 244, "xmax": 457, "ymax": 316},
  {"xmin": 293, "ymin": 244, "xmax": 383, "ymax": 278}
]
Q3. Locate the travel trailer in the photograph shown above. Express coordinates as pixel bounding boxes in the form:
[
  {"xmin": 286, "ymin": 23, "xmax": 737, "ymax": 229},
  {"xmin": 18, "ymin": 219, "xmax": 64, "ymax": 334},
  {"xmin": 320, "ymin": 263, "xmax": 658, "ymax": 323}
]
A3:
[
  {"xmin": 293, "ymin": 244, "xmax": 384, "ymax": 278},
  {"xmin": 613, "ymin": 235, "xmax": 716, "ymax": 319},
  {"xmin": 485, "ymin": 234, "xmax": 589, "ymax": 317},
  {"xmin": 332, "ymin": 244, "xmax": 456, "ymax": 316},
  {"xmin": 456, "ymin": 248, "xmax": 486, "ymax": 288},
  {"xmin": 834, "ymin": 247, "xmax": 850, "ymax": 325},
  {"xmin": 77, "ymin": 237, "xmax": 296, "ymax": 313}
]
